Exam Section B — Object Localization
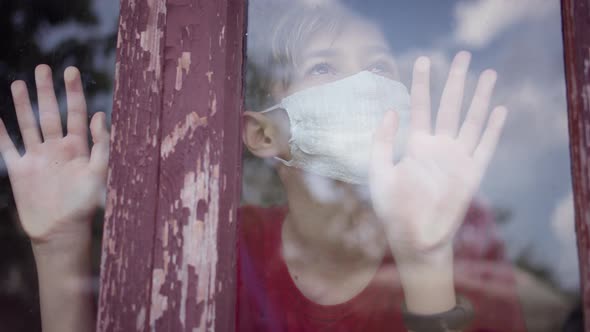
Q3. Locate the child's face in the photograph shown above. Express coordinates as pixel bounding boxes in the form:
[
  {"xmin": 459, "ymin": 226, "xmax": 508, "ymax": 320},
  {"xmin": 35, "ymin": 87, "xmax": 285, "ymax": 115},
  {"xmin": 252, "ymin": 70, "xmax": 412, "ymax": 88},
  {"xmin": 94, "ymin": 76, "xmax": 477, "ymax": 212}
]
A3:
[
  {"xmin": 277, "ymin": 18, "xmax": 398, "ymax": 99},
  {"xmin": 243, "ymin": 17, "xmax": 398, "ymax": 167}
]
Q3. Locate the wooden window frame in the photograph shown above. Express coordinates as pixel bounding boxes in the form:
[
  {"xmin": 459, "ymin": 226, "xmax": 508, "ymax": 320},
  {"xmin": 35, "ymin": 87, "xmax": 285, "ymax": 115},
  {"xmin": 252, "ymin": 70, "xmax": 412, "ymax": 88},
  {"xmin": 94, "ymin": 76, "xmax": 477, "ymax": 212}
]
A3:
[
  {"xmin": 562, "ymin": 0, "xmax": 590, "ymax": 330},
  {"xmin": 97, "ymin": 0, "xmax": 245, "ymax": 330},
  {"xmin": 97, "ymin": 0, "xmax": 590, "ymax": 330}
]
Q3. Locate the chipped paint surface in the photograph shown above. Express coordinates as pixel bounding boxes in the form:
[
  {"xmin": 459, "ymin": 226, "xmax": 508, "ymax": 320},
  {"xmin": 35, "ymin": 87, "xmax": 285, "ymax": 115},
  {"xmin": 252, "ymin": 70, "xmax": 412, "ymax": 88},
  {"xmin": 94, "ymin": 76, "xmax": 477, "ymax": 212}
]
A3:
[
  {"xmin": 149, "ymin": 269, "xmax": 168, "ymax": 326},
  {"xmin": 140, "ymin": 0, "xmax": 166, "ymax": 85},
  {"xmin": 176, "ymin": 52, "xmax": 192, "ymax": 90},
  {"xmin": 97, "ymin": 0, "xmax": 167, "ymax": 330},
  {"xmin": 209, "ymin": 94, "xmax": 217, "ymax": 116},
  {"xmin": 136, "ymin": 307, "xmax": 146, "ymax": 330},
  {"xmin": 218, "ymin": 26, "xmax": 225, "ymax": 47},
  {"xmin": 161, "ymin": 112, "xmax": 208, "ymax": 158},
  {"xmin": 561, "ymin": 1, "xmax": 590, "ymax": 330},
  {"xmin": 99, "ymin": 0, "xmax": 245, "ymax": 331},
  {"xmin": 174, "ymin": 142, "xmax": 220, "ymax": 329}
]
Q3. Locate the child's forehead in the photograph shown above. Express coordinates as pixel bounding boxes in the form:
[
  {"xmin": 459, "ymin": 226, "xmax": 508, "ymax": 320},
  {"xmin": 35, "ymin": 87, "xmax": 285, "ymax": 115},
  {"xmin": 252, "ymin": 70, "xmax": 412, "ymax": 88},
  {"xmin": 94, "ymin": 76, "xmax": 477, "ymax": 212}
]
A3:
[{"xmin": 299, "ymin": 19, "xmax": 391, "ymax": 58}]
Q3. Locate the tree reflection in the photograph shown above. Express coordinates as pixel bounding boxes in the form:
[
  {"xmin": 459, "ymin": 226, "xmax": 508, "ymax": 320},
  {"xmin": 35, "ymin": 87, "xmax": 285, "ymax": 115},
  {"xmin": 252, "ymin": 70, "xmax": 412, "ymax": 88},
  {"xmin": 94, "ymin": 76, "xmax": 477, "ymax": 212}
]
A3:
[{"xmin": 0, "ymin": 1, "xmax": 116, "ymax": 330}]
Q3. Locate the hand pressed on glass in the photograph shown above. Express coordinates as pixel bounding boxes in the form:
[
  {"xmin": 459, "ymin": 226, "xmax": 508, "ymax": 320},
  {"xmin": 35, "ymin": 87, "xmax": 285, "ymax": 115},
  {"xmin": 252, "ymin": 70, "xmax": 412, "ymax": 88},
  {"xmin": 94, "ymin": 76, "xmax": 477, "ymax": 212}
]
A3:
[
  {"xmin": 0, "ymin": 64, "xmax": 109, "ymax": 247},
  {"xmin": 0, "ymin": 64, "xmax": 106, "ymax": 332},
  {"xmin": 370, "ymin": 52, "xmax": 505, "ymax": 260},
  {"xmin": 369, "ymin": 52, "xmax": 505, "ymax": 315}
]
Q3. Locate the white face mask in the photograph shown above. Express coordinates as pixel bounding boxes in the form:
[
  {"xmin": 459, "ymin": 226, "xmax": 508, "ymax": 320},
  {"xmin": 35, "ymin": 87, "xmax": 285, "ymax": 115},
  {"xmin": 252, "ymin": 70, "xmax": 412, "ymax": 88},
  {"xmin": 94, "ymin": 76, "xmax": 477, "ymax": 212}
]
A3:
[{"xmin": 262, "ymin": 71, "xmax": 411, "ymax": 184}]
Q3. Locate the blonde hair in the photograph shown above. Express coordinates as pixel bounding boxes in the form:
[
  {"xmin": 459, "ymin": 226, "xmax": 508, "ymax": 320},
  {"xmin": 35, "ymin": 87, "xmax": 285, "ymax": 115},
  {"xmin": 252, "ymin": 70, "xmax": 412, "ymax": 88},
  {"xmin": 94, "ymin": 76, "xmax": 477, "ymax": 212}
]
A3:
[{"xmin": 246, "ymin": 3, "xmax": 367, "ymax": 110}]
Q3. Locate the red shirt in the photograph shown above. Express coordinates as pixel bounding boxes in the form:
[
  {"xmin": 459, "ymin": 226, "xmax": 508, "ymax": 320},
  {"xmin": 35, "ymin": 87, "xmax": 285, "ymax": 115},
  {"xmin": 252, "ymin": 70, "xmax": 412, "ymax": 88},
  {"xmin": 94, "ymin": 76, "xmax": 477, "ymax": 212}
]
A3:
[{"xmin": 237, "ymin": 203, "xmax": 527, "ymax": 331}]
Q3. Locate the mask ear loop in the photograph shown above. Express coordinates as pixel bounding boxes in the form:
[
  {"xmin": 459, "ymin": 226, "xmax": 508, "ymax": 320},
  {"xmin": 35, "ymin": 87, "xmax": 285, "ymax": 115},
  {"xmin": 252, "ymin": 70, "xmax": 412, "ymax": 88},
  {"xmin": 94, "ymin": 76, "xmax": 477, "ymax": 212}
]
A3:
[
  {"xmin": 274, "ymin": 156, "xmax": 293, "ymax": 166},
  {"xmin": 257, "ymin": 104, "xmax": 295, "ymax": 166},
  {"xmin": 260, "ymin": 104, "xmax": 281, "ymax": 114}
]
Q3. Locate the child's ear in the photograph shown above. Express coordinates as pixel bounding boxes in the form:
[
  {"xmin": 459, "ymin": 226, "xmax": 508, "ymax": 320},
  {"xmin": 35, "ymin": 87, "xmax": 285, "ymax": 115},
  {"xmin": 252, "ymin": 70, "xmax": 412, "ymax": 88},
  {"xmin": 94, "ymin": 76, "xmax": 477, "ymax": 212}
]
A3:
[{"xmin": 242, "ymin": 111, "xmax": 288, "ymax": 158}]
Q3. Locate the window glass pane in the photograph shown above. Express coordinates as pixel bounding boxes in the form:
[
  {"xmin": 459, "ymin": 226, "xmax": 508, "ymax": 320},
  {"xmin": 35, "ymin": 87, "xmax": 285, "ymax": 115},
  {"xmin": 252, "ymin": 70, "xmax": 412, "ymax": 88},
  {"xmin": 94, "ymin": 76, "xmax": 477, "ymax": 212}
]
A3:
[
  {"xmin": 240, "ymin": 1, "xmax": 580, "ymax": 331},
  {"xmin": 0, "ymin": 1, "xmax": 117, "ymax": 329}
]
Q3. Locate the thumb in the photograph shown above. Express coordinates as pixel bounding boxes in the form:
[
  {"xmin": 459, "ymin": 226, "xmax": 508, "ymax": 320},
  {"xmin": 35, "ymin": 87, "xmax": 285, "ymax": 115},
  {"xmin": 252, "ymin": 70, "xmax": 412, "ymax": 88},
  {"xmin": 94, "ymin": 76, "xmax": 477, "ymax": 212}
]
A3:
[
  {"xmin": 89, "ymin": 112, "xmax": 110, "ymax": 178},
  {"xmin": 370, "ymin": 110, "xmax": 399, "ymax": 178}
]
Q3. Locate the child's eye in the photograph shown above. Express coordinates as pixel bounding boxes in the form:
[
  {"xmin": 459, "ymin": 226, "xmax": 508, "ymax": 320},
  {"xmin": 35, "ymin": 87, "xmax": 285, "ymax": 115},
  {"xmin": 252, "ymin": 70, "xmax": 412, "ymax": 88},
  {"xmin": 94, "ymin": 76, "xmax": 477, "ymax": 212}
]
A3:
[
  {"xmin": 368, "ymin": 62, "xmax": 391, "ymax": 74},
  {"xmin": 307, "ymin": 63, "xmax": 334, "ymax": 76}
]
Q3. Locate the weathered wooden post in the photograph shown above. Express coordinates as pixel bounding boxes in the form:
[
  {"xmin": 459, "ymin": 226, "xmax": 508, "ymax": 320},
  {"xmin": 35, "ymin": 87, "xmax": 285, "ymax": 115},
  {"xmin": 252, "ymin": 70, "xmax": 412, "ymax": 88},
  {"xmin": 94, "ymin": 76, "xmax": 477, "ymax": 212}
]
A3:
[
  {"xmin": 561, "ymin": 0, "xmax": 590, "ymax": 329},
  {"xmin": 97, "ymin": 0, "xmax": 246, "ymax": 330}
]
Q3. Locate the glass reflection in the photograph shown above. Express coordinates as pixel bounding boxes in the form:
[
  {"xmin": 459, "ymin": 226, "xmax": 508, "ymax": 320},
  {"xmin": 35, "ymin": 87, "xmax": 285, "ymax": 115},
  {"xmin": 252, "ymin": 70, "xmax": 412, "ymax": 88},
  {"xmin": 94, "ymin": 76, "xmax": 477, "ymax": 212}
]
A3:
[
  {"xmin": 0, "ymin": 1, "xmax": 117, "ymax": 330},
  {"xmin": 241, "ymin": 1, "xmax": 579, "ymax": 331}
]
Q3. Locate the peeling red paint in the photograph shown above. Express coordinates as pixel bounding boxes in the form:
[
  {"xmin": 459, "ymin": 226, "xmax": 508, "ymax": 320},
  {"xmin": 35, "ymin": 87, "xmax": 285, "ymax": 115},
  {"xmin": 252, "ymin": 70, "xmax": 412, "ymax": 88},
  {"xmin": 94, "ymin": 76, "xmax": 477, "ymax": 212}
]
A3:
[
  {"xmin": 161, "ymin": 112, "xmax": 208, "ymax": 159},
  {"xmin": 175, "ymin": 52, "xmax": 192, "ymax": 91},
  {"xmin": 173, "ymin": 150, "xmax": 221, "ymax": 329},
  {"xmin": 97, "ymin": 0, "xmax": 168, "ymax": 329},
  {"xmin": 99, "ymin": 0, "xmax": 245, "ymax": 330},
  {"xmin": 139, "ymin": 0, "xmax": 166, "ymax": 85},
  {"xmin": 136, "ymin": 307, "xmax": 146, "ymax": 330},
  {"xmin": 210, "ymin": 94, "xmax": 218, "ymax": 116},
  {"xmin": 149, "ymin": 269, "xmax": 169, "ymax": 326}
]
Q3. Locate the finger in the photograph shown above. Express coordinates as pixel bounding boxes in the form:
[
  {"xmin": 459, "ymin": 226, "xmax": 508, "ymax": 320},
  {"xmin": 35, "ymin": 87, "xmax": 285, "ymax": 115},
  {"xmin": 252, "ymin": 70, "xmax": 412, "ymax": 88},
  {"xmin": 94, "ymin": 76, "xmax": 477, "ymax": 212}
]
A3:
[
  {"xmin": 410, "ymin": 56, "xmax": 432, "ymax": 133},
  {"xmin": 65, "ymin": 67, "xmax": 89, "ymax": 155},
  {"xmin": 458, "ymin": 70, "xmax": 497, "ymax": 153},
  {"xmin": 65, "ymin": 67, "xmax": 88, "ymax": 136},
  {"xmin": 35, "ymin": 64, "xmax": 63, "ymax": 140},
  {"xmin": 11, "ymin": 81, "xmax": 42, "ymax": 149},
  {"xmin": 435, "ymin": 51, "xmax": 471, "ymax": 137},
  {"xmin": 0, "ymin": 119, "xmax": 19, "ymax": 169},
  {"xmin": 89, "ymin": 112, "xmax": 110, "ymax": 178},
  {"xmin": 473, "ymin": 106, "xmax": 507, "ymax": 170},
  {"xmin": 370, "ymin": 111, "xmax": 398, "ymax": 179}
]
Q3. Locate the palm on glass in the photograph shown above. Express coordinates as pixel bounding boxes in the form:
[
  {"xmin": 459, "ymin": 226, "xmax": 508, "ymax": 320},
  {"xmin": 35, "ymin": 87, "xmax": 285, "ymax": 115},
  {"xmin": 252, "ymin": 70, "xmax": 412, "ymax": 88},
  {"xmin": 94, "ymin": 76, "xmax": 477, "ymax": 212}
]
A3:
[
  {"xmin": 369, "ymin": 52, "xmax": 506, "ymax": 260},
  {"xmin": 0, "ymin": 65, "xmax": 109, "ymax": 244}
]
